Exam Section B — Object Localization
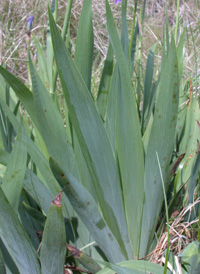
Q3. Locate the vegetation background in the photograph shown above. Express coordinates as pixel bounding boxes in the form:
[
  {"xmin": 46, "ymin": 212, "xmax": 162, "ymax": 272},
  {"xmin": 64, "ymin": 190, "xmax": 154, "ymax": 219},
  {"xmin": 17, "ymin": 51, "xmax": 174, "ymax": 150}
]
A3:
[
  {"xmin": 1, "ymin": 0, "xmax": 200, "ymax": 85},
  {"xmin": 0, "ymin": 0, "xmax": 200, "ymax": 273}
]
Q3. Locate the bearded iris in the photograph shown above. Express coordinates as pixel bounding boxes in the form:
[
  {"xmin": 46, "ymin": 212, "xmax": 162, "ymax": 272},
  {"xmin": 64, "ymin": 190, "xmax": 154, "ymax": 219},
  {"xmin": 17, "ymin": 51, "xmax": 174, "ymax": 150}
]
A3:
[{"xmin": 27, "ymin": 15, "xmax": 34, "ymax": 35}]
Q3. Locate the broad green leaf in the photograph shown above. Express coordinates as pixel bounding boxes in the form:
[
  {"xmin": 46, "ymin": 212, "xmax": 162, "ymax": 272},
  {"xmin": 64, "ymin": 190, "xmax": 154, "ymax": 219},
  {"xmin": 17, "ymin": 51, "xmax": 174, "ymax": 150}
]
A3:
[
  {"xmin": 26, "ymin": 138, "xmax": 66, "ymax": 204},
  {"xmin": 0, "ymin": 94, "xmax": 19, "ymax": 147},
  {"xmin": 97, "ymin": 42, "xmax": 114, "ymax": 119},
  {"xmin": 160, "ymin": 27, "xmax": 167, "ymax": 73},
  {"xmin": 140, "ymin": 38, "xmax": 179, "ymax": 257},
  {"xmin": 97, "ymin": 259, "xmax": 170, "ymax": 274},
  {"xmin": 173, "ymin": 31, "xmax": 185, "ymax": 148},
  {"xmin": 0, "ymin": 247, "xmax": 6, "ymax": 274},
  {"xmin": 165, "ymin": 12, "xmax": 170, "ymax": 53},
  {"xmin": 32, "ymin": 35, "xmax": 49, "ymax": 90},
  {"xmin": 73, "ymin": 0, "xmax": 96, "ymax": 198},
  {"xmin": 130, "ymin": 21, "xmax": 139, "ymax": 71},
  {"xmin": 0, "ymin": 238, "xmax": 20, "ymax": 274},
  {"xmin": 0, "ymin": 188, "xmax": 40, "ymax": 274},
  {"xmin": 105, "ymin": 66, "xmax": 120, "ymax": 153},
  {"xmin": 177, "ymin": 29, "xmax": 185, "ymax": 77},
  {"xmin": 0, "ymin": 66, "xmax": 39, "ymax": 129},
  {"xmin": 188, "ymin": 150, "xmax": 200, "ymax": 203},
  {"xmin": 106, "ymin": 0, "xmax": 144, "ymax": 256},
  {"xmin": 50, "ymin": 158, "xmax": 126, "ymax": 263},
  {"xmin": 22, "ymin": 202, "xmax": 46, "ymax": 226},
  {"xmin": 63, "ymin": 100, "xmax": 72, "ymax": 144},
  {"xmin": 0, "ymin": 73, "xmax": 19, "ymax": 112},
  {"xmin": 0, "ymin": 149, "xmax": 10, "ymax": 165},
  {"xmin": 46, "ymin": 0, "xmax": 56, "ymax": 93},
  {"xmin": 68, "ymin": 244, "xmax": 101, "ymax": 273},
  {"xmin": 98, "ymin": 261, "xmax": 142, "ymax": 274},
  {"xmin": 147, "ymin": 82, "xmax": 158, "ymax": 120},
  {"xmin": 0, "ymin": 96, "xmax": 74, "ymax": 219},
  {"xmin": 142, "ymin": 113, "xmax": 153, "ymax": 154},
  {"xmin": 0, "ymin": 106, "xmax": 9, "ymax": 151},
  {"xmin": 0, "ymin": 84, "xmax": 18, "ymax": 153},
  {"xmin": 73, "ymin": 133, "xmax": 96, "ymax": 199},
  {"xmin": 0, "ymin": 148, "xmax": 44, "ymax": 244},
  {"xmin": 1, "ymin": 124, "xmax": 27, "ymax": 212},
  {"xmin": 18, "ymin": 198, "xmax": 41, "ymax": 251},
  {"xmin": 141, "ymin": 44, "xmax": 156, "ymax": 132},
  {"xmin": 40, "ymin": 191, "xmax": 66, "ymax": 274},
  {"xmin": 49, "ymin": 8, "xmax": 131, "ymax": 259},
  {"xmin": 179, "ymin": 241, "xmax": 200, "ymax": 274},
  {"xmin": 0, "ymin": 74, "xmax": 6, "ymax": 99},
  {"xmin": 121, "ymin": 0, "xmax": 130, "ymax": 67},
  {"xmin": 179, "ymin": 241, "xmax": 199, "ymax": 261},
  {"xmin": 175, "ymin": 86, "xmax": 187, "ymax": 142},
  {"xmin": 177, "ymin": 96, "xmax": 200, "ymax": 192},
  {"xmin": 24, "ymin": 169, "xmax": 53, "ymax": 214},
  {"xmin": 190, "ymin": 255, "xmax": 200, "ymax": 274},
  {"xmin": 61, "ymin": 0, "xmax": 73, "ymax": 41},
  {"xmin": 29, "ymin": 54, "xmax": 79, "ymax": 179},
  {"xmin": 74, "ymin": 0, "xmax": 93, "ymax": 91}
]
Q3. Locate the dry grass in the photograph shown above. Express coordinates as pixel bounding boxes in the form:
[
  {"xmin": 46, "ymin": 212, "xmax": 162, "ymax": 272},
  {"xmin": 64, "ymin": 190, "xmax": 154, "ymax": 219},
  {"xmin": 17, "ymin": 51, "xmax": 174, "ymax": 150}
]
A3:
[
  {"xmin": 151, "ymin": 198, "xmax": 199, "ymax": 262},
  {"xmin": 138, "ymin": 196, "xmax": 200, "ymax": 272},
  {"xmin": 132, "ymin": 198, "xmax": 199, "ymax": 274},
  {"xmin": 0, "ymin": 0, "xmax": 200, "ymax": 83}
]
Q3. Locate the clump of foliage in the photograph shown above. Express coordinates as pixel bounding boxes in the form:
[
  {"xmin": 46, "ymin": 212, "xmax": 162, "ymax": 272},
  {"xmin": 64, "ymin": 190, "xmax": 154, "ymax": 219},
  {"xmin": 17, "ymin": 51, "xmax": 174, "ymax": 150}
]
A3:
[{"xmin": 0, "ymin": 0, "xmax": 199, "ymax": 273}]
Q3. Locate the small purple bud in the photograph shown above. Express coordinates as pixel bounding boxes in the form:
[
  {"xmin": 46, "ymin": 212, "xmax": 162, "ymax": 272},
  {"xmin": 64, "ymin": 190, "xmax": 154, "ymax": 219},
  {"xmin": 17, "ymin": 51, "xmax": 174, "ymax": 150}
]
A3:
[
  {"xmin": 27, "ymin": 15, "xmax": 34, "ymax": 35},
  {"xmin": 115, "ymin": 0, "xmax": 122, "ymax": 3}
]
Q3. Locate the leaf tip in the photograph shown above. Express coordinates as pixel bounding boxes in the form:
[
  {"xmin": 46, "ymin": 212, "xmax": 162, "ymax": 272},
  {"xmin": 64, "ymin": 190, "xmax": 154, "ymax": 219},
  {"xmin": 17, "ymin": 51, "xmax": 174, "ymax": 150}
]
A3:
[{"xmin": 52, "ymin": 190, "xmax": 63, "ymax": 206}]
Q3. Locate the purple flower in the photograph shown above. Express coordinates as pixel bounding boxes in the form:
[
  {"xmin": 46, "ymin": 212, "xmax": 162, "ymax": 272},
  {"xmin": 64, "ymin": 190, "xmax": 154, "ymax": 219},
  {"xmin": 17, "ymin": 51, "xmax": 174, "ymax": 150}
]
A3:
[
  {"xmin": 115, "ymin": 0, "xmax": 122, "ymax": 3},
  {"xmin": 27, "ymin": 15, "xmax": 34, "ymax": 35}
]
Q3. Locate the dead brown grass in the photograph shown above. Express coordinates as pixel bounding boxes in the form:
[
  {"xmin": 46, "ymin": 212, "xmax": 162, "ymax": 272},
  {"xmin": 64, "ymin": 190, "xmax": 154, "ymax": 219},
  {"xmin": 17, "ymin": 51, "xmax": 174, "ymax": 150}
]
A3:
[{"xmin": 139, "ymin": 197, "xmax": 200, "ymax": 270}]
